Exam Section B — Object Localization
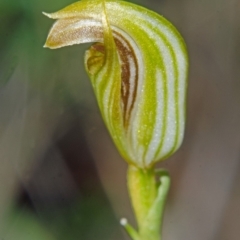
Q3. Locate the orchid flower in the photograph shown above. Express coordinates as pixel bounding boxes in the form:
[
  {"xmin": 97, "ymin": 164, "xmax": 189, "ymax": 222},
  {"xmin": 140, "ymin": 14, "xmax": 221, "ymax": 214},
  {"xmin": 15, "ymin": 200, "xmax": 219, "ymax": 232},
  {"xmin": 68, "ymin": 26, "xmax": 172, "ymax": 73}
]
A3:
[{"xmin": 44, "ymin": 0, "xmax": 188, "ymax": 239}]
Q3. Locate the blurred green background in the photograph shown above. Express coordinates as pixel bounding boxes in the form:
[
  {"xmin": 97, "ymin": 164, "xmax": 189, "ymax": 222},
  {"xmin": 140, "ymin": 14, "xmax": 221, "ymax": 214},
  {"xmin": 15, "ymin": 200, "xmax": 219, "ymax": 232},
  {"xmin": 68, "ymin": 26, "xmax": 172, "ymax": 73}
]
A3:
[{"xmin": 1, "ymin": 0, "xmax": 240, "ymax": 239}]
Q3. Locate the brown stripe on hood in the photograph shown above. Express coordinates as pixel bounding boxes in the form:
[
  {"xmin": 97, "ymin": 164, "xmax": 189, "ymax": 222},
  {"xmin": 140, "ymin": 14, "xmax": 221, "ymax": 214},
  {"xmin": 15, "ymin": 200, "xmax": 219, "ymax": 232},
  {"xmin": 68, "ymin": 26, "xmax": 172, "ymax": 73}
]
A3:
[
  {"xmin": 85, "ymin": 27, "xmax": 139, "ymax": 129},
  {"xmin": 113, "ymin": 31, "xmax": 139, "ymax": 129}
]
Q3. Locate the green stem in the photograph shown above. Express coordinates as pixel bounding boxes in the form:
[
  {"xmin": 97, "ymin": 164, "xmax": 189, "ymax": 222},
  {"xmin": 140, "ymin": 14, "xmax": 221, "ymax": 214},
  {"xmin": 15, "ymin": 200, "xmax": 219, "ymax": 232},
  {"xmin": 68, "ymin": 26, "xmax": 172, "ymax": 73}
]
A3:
[
  {"xmin": 124, "ymin": 166, "xmax": 170, "ymax": 240},
  {"xmin": 140, "ymin": 169, "xmax": 170, "ymax": 240},
  {"xmin": 120, "ymin": 218, "xmax": 140, "ymax": 240},
  {"xmin": 127, "ymin": 165, "xmax": 157, "ymax": 230}
]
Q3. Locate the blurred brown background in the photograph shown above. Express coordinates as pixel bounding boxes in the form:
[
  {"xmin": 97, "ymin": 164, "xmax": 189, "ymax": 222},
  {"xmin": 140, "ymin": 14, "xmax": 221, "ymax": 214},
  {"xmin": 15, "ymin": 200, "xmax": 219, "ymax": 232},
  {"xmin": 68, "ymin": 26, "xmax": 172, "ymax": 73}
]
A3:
[{"xmin": 0, "ymin": 0, "xmax": 240, "ymax": 239}]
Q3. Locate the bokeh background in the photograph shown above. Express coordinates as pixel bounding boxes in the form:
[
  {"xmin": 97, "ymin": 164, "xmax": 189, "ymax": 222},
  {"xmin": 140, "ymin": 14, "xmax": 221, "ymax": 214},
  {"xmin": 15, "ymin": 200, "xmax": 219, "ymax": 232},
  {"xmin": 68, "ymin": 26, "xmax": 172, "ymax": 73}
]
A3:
[{"xmin": 1, "ymin": 0, "xmax": 240, "ymax": 239}]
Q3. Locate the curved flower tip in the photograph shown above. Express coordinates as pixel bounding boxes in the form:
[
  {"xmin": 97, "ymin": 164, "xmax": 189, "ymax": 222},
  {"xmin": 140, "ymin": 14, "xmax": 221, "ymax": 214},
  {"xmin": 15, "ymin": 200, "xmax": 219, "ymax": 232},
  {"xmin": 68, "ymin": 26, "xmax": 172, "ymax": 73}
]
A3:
[{"xmin": 44, "ymin": 0, "xmax": 189, "ymax": 169}]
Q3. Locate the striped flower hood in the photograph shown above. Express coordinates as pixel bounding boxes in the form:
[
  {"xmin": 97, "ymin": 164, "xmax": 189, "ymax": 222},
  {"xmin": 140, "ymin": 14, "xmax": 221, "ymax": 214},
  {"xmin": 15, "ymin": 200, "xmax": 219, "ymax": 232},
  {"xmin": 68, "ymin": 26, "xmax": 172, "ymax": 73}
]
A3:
[{"xmin": 44, "ymin": 0, "xmax": 188, "ymax": 169}]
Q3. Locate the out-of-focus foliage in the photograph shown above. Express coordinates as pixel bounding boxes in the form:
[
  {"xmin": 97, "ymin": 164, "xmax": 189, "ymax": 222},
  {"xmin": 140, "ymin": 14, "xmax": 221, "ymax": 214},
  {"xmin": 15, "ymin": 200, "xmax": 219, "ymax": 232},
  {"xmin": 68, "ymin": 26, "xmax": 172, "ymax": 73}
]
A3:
[{"xmin": 1, "ymin": 0, "xmax": 240, "ymax": 240}]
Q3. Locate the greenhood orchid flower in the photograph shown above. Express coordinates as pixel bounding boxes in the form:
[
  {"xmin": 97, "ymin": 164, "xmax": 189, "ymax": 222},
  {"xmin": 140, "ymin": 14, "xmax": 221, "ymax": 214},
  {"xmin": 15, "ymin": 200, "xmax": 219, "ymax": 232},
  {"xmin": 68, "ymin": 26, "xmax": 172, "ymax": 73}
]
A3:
[
  {"xmin": 44, "ymin": 1, "xmax": 188, "ymax": 239},
  {"xmin": 44, "ymin": 0, "xmax": 188, "ymax": 169}
]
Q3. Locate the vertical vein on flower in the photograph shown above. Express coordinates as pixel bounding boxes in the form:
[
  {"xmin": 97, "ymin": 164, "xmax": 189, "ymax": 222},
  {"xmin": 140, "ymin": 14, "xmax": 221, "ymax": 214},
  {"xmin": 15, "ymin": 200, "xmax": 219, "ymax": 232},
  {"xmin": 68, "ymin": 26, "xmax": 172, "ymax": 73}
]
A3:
[{"xmin": 113, "ymin": 32, "xmax": 139, "ymax": 129}]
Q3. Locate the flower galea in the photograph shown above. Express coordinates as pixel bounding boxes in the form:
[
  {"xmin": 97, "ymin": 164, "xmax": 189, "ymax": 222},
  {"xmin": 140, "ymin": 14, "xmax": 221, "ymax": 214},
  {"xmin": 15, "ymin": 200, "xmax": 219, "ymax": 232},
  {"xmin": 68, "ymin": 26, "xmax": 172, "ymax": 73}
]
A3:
[{"xmin": 44, "ymin": 0, "xmax": 188, "ymax": 169}]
